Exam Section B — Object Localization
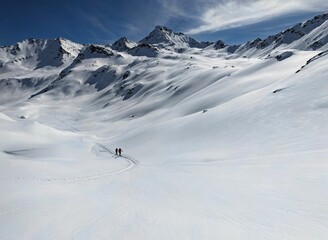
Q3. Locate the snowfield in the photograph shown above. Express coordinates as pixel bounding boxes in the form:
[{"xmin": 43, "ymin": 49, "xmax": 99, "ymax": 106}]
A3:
[{"xmin": 1, "ymin": 13, "xmax": 328, "ymax": 240}]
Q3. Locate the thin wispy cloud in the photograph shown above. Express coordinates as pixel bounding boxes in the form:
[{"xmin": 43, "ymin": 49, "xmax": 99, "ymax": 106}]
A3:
[
  {"xmin": 158, "ymin": 0, "xmax": 202, "ymax": 19},
  {"xmin": 73, "ymin": 8, "xmax": 116, "ymax": 37},
  {"xmin": 182, "ymin": 0, "xmax": 328, "ymax": 34}
]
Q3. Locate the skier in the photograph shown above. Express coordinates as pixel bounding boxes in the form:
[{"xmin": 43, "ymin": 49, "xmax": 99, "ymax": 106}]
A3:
[
  {"xmin": 115, "ymin": 148, "xmax": 118, "ymax": 155},
  {"xmin": 118, "ymin": 148, "xmax": 123, "ymax": 156}
]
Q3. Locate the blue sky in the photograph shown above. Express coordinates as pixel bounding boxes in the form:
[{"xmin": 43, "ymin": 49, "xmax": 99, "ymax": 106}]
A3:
[{"xmin": 0, "ymin": 0, "xmax": 327, "ymax": 46}]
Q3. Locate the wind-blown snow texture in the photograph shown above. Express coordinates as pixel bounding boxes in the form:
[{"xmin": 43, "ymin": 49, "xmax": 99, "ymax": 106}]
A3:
[{"xmin": 1, "ymin": 13, "xmax": 328, "ymax": 240}]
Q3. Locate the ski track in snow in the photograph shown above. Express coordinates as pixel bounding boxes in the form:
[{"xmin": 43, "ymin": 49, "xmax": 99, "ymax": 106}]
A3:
[
  {"xmin": 0, "ymin": 143, "xmax": 138, "ymax": 183},
  {"xmin": 52, "ymin": 109, "xmax": 81, "ymax": 133}
]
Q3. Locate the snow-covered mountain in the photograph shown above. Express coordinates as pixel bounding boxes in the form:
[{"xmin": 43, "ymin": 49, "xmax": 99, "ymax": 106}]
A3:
[
  {"xmin": 128, "ymin": 43, "xmax": 160, "ymax": 57},
  {"xmin": 0, "ymin": 38, "xmax": 82, "ymax": 70},
  {"xmin": 111, "ymin": 37, "xmax": 138, "ymax": 52},
  {"xmin": 1, "ymin": 12, "xmax": 328, "ymax": 240},
  {"xmin": 75, "ymin": 44, "xmax": 115, "ymax": 61},
  {"xmin": 233, "ymin": 13, "xmax": 328, "ymax": 56},
  {"xmin": 140, "ymin": 25, "xmax": 212, "ymax": 50},
  {"xmin": 261, "ymin": 12, "xmax": 328, "ymax": 50}
]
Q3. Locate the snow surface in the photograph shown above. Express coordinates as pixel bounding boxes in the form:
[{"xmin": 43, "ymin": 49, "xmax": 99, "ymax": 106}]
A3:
[{"xmin": 1, "ymin": 13, "xmax": 328, "ymax": 240}]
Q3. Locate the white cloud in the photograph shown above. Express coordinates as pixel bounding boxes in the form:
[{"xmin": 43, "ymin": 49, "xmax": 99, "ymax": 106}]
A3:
[
  {"xmin": 185, "ymin": 0, "xmax": 328, "ymax": 34},
  {"xmin": 157, "ymin": 0, "xmax": 202, "ymax": 23}
]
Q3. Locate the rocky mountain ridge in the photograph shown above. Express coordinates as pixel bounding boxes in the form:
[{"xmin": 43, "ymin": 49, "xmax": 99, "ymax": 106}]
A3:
[{"xmin": 1, "ymin": 12, "xmax": 327, "ymax": 65}]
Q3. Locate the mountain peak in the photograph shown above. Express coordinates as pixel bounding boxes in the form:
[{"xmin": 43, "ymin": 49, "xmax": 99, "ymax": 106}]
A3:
[
  {"xmin": 154, "ymin": 25, "xmax": 172, "ymax": 32},
  {"xmin": 140, "ymin": 25, "xmax": 176, "ymax": 46},
  {"xmin": 111, "ymin": 37, "xmax": 137, "ymax": 52},
  {"xmin": 214, "ymin": 40, "xmax": 227, "ymax": 50},
  {"xmin": 128, "ymin": 43, "xmax": 159, "ymax": 57},
  {"xmin": 141, "ymin": 25, "xmax": 210, "ymax": 49},
  {"xmin": 152, "ymin": 25, "xmax": 182, "ymax": 36}
]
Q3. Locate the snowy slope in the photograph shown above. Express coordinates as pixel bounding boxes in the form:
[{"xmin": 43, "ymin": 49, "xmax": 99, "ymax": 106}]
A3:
[{"xmin": 1, "ymin": 13, "xmax": 328, "ymax": 240}]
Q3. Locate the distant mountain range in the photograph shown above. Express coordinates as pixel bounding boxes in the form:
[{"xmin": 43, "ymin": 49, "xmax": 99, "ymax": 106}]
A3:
[
  {"xmin": 0, "ymin": 12, "xmax": 327, "ymax": 105},
  {"xmin": 1, "ymin": 13, "xmax": 327, "ymax": 63}
]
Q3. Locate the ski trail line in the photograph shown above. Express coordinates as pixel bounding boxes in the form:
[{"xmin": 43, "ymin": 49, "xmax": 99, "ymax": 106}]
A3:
[
  {"xmin": 96, "ymin": 143, "xmax": 139, "ymax": 166},
  {"xmin": 1, "ymin": 143, "xmax": 138, "ymax": 183},
  {"xmin": 52, "ymin": 109, "xmax": 81, "ymax": 132}
]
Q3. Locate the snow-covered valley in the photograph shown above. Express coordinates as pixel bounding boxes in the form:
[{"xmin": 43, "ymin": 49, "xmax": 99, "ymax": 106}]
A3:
[{"xmin": 1, "ymin": 13, "xmax": 328, "ymax": 240}]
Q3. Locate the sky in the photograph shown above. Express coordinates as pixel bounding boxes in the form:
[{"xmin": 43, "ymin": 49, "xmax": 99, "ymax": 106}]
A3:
[{"xmin": 0, "ymin": 0, "xmax": 327, "ymax": 46}]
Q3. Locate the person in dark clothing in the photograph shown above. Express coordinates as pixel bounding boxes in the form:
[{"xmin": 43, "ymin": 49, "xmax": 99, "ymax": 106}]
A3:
[
  {"xmin": 115, "ymin": 148, "xmax": 118, "ymax": 155},
  {"xmin": 118, "ymin": 148, "xmax": 123, "ymax": 156}
]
